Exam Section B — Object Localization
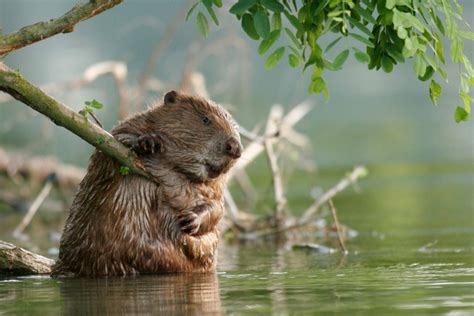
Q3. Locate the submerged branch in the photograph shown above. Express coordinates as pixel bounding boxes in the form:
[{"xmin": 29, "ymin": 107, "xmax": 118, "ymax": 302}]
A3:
[{"xmin": 0, "ymin": 0, "xmax": 123, "ymax": 55}]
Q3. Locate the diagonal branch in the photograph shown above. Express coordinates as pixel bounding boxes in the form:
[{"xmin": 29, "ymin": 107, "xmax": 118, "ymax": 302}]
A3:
[
  {"xmin": 0, "ymin": 62, "xmax": 149, "ymax": 178},
  {"xmin": 0, "ymin": 0, "xmax": 123, "ymax": 55}
]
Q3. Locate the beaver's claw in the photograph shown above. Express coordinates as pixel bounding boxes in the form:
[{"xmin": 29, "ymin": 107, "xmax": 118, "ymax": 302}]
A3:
[
  {"xmin": 133, "ymin": 133, "xmax": 162, "ymax": 156},
  {"xmin": 178, "ymin": 211, "xmax": 201, "ymax": 236}
]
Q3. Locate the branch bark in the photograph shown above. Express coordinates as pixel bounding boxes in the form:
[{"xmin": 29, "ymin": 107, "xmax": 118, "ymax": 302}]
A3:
[
  {"xmin": 0, "ymin": 62, "xmax": 149, "ymax": 178},
  {"xmin": 0, "ymin": 241, "xmax": 54, "ymax": 275},
  {"xmin": 0, "ymin": 0, "xmax": 123, "ymax": 55}
]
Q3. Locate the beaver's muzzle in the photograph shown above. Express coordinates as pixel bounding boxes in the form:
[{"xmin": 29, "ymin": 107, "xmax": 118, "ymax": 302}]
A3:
[{"xmin": 224, "ymin": 137, "xmax": 242, "ymax": 159}]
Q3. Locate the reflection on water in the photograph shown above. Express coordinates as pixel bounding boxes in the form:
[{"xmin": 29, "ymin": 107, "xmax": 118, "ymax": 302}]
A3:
[
  {"xmin": 0, "ymin": 249, "xmax": 473, "ymax": 315},
  {"xmin": 60, "ymin": 274, "xmax": 221, "ymax": 315}
]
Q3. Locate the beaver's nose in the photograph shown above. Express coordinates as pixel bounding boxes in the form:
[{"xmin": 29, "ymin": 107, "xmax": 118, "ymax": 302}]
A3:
[{"xmin": 225, "ymin": 137, "xmax": 242, "ymax": 159}]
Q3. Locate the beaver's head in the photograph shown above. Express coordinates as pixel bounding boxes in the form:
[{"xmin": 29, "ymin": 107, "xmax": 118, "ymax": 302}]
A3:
[{"xmin": 152, "ymin": 91, "xmax": 242, "ymax": 182}]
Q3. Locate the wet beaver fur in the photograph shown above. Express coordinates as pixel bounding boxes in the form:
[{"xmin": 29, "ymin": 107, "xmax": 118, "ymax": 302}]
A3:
[{"xmin": 52, "ymin": 91, "xmax": 242, "ymax": 277}]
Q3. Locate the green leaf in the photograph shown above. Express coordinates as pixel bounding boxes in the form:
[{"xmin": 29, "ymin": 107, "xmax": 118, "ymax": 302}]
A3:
[
  {"xmin": 206, "ymin": 6, "xmax": 219, "ymax": 25},
  {"xmin": 284, "ymin": 11, "xmax": 304, "ymax": 33},
  {"xmin": 459, "ymin": 31, "xmax": 474, "ymax": 41},
  {"xmin": 413, "ymin": 53, "xmax": 427, "ymax": 77},
  {"xmin": 79, "ymin": 108, "xmax": 93, "ymax": 116},
  {"xmin": 397, "ymin": 26, "xmax": 407, "ymax": 39},
  {"xmin": 386, "ymin": 46, "xmax": 405, "ymax": 63},
  {"xmin": 308, "ymin": 77, "xmax": 326, "ymax": 94},
  {"xmin": 261, "ymin": 0, "xmax": 284, "ymax": 13},
  {"xmin": 284, "ymin": 27, "xmax": 302, "ymax": 49},
  {"xmin": 418, "ymin": 66, "xmax": 434, "ymax": 81},
  {"xmin": 311, "ymin": 0, "xmax": 330, "ymax": 18},
  {"xmin": 230, "ymin": 0, "xmax": 256, "ymax": 15},
  {"xmin": 347, "ymin": 17, "xmax": 373, "ymax": 37},
  {"xmin": 459, "ymin": 92, "xmax": 471, "ymax": 113},
  {"xmin": 450, "ymin": 38, "xmax": 464, "ymax": 63},
  {"xmin": 254, "ymin": 10, "xmax": 271, "ymax": 39},
  {"xmin": 429, "ymin": 79, "xmax": 442, "ymax": 105},
  {"xmin": 434, "ymin": 14, "xmax": 445, "ymax": 35},
  {"xmin": 288, "ymin": 53, "xmax": 300, "ymax": 68},
  {"xmin": 185, "ymin": 2, "xmax": 200, "ymax": 21},
  {"xmin": 381, "ymin": 55, "xmax": 394, "ymax": 72},
  {"xmin": 386, "ymin": 0, "xmax": 397, "ymax": 10},
  {"xmin": 353, "ymin": 48, "xmax": 370, "ymax": 64},
  {"xmin": 325, "ymin": 36, "xmax": 342, "ymax": 53},
  {"xmin": 196, "ymin": 12, "xmax": 209, "ymax": 37},
  {"xmin": 264, "ymin": 46, "xmax": 285, "ymax": 70},
  {"xmin": 332, "ymin": 49, "xmax": 350, "ymax": 69},
  {"xmin": 271, "ymin": 13, "xmax": 282, "ymax": 31},
  {"xmin": 85, "ymin": 99, "xmax": 103, "ymax": 109},
  {"xmin": 349, "ymin": 33, "xmax": 375, "ymax": 48},
  {"xmin": 454, "ymin": 106, "xmax": 469, "ymax": 123},
  {"xmin": 258, "ymin": 30, "xmax": 281, "ymax": 55},
  {"xmin": 353, "ymin": 4, "xmax": 377, "ymax": 25},
  {"xmin": 213, "ymin": 0, "xmax": 222, "ymax": 8},
  {"xmin": 202, "ymin": 0, "xmax": 213, "ymax": 8},
  {"xmin": 241, "ymin": 14, "xmax": 260, "ymax": 40},
  {"xmin": 119, "ymin": 166, "xmax": 130, "ymax": 176}
]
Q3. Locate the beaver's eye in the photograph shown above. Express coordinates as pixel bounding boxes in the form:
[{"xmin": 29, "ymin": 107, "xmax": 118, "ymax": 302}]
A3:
[{"xmin": 202, "ymin": 116, "xmax": 211, "ymax": 125}]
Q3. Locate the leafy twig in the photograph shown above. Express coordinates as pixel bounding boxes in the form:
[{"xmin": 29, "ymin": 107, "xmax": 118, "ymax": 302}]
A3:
[{"xmin": 0, "ymin": 62, "xmax": 149, "ymax": 178}]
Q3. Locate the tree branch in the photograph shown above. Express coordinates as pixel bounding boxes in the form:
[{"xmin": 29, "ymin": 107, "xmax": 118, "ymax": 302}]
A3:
[
  {"xmin": 0, "ymin": 0, "xmax": 123, "ymax": 55},
  {"xmin": 0, "ymin": 62, "xmax": 149, "ymax": 178},
  {"xmin": 0, "ymin": 241, "xmax": 54, "ymax": 275}
]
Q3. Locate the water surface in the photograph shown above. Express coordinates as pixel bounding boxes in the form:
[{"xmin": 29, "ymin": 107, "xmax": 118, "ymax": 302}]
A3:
[{"xmin": 1, "ymin": 162, "xmax": 472, "ymax": 315}]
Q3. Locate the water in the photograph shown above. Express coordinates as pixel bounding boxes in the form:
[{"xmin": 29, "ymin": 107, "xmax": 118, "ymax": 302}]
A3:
[{"xmin": 1, "ymin": 162, "xmax": 473, "ymax": 315}]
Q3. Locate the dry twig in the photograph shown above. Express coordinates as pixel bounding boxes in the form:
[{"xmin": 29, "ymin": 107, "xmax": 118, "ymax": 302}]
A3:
[
  {"xmin": 297, "ymin": 166, "xmax": 367, "ymax": 226},
  {"xmin": 328, "ymin": 199, "xmax": 348, "ymax": 254},
  {"xmin": 12, "ymin": 178, "xmax": 55, "ymax": 238}
]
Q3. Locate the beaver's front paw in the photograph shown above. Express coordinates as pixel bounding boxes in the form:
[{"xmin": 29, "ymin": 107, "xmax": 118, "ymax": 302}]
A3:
[
  {"xmin": 178, "ymin": 211, "xmax": 201, "ymax": 236},
  {"xmin": 133, "ymin": 133, "xmax": 162, "ymax": 156}
]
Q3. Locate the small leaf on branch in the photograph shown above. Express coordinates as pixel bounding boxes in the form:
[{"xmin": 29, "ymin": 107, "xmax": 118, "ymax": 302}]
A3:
[
  {"xmin": 429, "ymin": 79, "xmax": 442, "ymax": 105},
  {"xmin": 258, "ymin": 30, "xmax": 281, "ymax": 55},
  {"xmin": 332, "ymin": 49, "xmax": 350, "ymax": 69},
  {"xmin": 254, "ymin": 10, "xmax": 271, "ymax": 39},
  {"xmin": 242, "ymin": 14, "xmax": 260, "ymax": 40},
  {"xmin": 85, "ymin": 99, "xmax": 104, "ymax": 109},
  {"xmin": 230, "ymin": 0, "xmax": 256, "ymax": 15},
  {"xmin": 264, "ymin": 46, "xmax": 285, "ymax": 70},
  {"xmin": 454, "ymin": 106, "xmax": 469, "ymax": 123},
  {"xmin": 196, "ymin": 12, "xmax": 209, "ymax": 37}
]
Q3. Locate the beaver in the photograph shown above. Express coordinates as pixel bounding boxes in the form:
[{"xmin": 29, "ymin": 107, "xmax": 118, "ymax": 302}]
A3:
[{"xmin": 51, "ymin": 91, "xmax": 242, "ymax": 277}]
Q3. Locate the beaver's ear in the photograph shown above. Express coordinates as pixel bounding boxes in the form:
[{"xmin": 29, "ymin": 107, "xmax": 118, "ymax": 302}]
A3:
[{"xmin": 164, "ymin": 90, "xmax": 179, "ymax": 105}]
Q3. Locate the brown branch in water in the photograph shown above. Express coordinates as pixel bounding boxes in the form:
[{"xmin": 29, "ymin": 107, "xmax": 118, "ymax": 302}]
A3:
[
  {"xmin": 0, "ymin": 62, "xmax": 149, "ymax": 178},
  {"xmin": 231, "ymin": 102, "xmax": 313, "ymax": 176},
  {"xmin": 0, "ymin": 0, "xmax": 123, "ymax": 55},
  {"xmin": 264, "ymin": 109, "xmax": 286, "ymax": 225},
  {"xmin": 0, "ymin": 241, "xmax": 54, "ymax": 275},
  {"xmin": 236, "ymin": 165, "xmax": 367, "ymax": 240},
  {"xmin": 329, "ymin": 199, "xmax": 348, "ymax": 254}
]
